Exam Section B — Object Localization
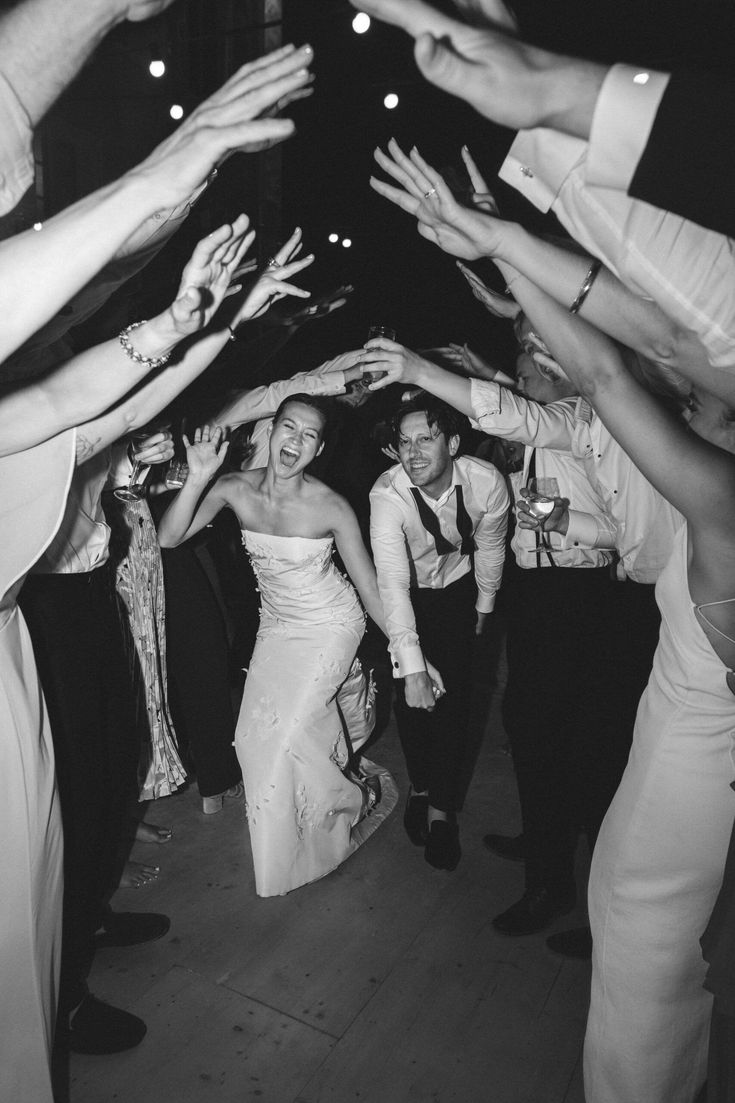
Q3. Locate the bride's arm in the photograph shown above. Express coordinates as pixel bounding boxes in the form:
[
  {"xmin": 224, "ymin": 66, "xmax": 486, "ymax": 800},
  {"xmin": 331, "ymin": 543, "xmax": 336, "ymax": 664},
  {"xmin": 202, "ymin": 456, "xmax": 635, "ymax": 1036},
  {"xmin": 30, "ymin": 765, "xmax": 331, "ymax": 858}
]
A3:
[
  {"xmin": 157, "ymin": 425, "xmax": 231, "ymax": 548},
  {"xmin": 330, "ymin": 495, "xmax": 388, "ymax": 634}
]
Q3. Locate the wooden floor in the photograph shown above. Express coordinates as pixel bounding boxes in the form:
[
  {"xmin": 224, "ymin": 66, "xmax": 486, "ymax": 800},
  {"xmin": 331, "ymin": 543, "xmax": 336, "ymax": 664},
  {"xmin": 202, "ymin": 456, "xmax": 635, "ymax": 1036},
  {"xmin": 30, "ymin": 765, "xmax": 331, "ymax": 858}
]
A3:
[{"xmin": 61, "ymin": 630, "xmax": 590, "ymax": 1103}]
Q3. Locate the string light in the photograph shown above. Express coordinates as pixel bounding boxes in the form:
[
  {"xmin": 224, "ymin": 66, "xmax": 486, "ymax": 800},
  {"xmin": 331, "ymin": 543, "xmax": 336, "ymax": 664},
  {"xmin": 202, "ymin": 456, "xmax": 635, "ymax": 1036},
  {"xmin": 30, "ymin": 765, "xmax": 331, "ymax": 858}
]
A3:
[
  {"xmin": 328, "ymin": 233, "xmax": 339, "ymax": 243},
  {"xmin": 352, "ymin": 12, "xmax": 371, "ymax": 33},
  {"xmin": 342, "ymin": 238, "xmax": 353, "ymax": 248},
  {"xmin": 384, "ymin": 92, "xmax": 399, "ymax": 110},
  {"xmin": 169, "ymin": 104, "xmax": 184, "ymax": 120},
  {"xmin": 149, "ymin": 59, "xmax": 166, "ymax": 78}
]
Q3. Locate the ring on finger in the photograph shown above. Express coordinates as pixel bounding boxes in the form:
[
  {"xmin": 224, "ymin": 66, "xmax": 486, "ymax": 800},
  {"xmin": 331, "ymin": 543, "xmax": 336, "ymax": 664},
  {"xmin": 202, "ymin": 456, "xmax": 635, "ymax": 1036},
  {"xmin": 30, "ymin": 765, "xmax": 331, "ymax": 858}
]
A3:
[
  {"xmin": 424, "ymin": 187, "xmax": 437, "ymax": 198},
  {"xmin": 266, "ymin": 257, "xmax": 279, "ymax": 269}
]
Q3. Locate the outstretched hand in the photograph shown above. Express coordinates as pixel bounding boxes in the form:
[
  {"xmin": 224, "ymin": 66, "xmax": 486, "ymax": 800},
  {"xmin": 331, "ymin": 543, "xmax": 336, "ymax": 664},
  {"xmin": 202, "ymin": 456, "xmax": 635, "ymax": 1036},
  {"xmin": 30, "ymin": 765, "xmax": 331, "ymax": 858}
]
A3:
[
  {"xmin": 349, "ymin": 0, "xmax": 569, "ymax": 130},
  {"xmin": 456, "ymin": 262, "xmax": 521, "ymax": 319},
  {"xmin": 129, "ymin": 43, "xmax": 315, "ymax": 210},
  {"xmin": 371, "ymin": 140, "xmax": 503, "ymax": 261},
  {"xmin": 181, "ymin": 424, "xmax": 230, "ymax": 484},
  {"xmin": 232, "ymin": 226, "xmax": 314, "ymax": 323},
  {"xmin": 164, "ymin": 216, "xmax": 255, "ymax": 339}
]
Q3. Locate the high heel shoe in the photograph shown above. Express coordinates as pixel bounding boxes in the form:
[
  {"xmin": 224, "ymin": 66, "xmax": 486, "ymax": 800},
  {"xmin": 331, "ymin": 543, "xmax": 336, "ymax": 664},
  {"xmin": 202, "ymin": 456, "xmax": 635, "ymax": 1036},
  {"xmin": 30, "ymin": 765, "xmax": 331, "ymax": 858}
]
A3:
[{"xmin": 201, "ymin": 781, "xmax": 244, "ymax": 815}]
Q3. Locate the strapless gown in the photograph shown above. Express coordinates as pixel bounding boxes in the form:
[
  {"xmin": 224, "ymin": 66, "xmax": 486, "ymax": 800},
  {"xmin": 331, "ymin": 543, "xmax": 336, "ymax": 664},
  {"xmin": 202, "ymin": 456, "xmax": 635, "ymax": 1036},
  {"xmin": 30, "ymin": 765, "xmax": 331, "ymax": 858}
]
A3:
[{"xmin": 236, "ymin": 531, "xmax": 397, "ymax": 897}]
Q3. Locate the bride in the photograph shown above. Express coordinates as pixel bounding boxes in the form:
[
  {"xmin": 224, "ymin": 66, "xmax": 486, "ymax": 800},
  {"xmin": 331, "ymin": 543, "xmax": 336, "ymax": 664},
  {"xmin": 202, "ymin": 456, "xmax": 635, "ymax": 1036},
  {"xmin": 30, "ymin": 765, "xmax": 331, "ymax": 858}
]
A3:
[{"xmin": 158, "ymin": 395, "xmax": 437, "ymax": 896}]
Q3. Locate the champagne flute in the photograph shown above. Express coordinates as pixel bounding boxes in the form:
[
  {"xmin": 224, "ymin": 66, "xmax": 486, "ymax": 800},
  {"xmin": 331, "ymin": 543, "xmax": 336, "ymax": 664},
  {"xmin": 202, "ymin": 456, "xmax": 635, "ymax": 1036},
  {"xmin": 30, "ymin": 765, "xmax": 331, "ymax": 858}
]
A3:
[
  {"xmin": 365, "ymin": 324, "xmax": 396, "ymax": 383},
  {"xmin": 113, "ymin": 429, "xmax": 154, "ymax": 502}
]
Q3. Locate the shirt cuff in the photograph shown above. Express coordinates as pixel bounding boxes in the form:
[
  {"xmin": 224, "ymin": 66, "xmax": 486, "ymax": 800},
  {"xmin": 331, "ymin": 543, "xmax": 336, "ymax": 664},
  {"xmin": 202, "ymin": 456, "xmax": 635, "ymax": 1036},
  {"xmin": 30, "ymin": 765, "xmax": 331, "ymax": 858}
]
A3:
[
  {"xmin": 560, "ymin": 510, "xmax": 607, "ymax": 550},
  {"xmin": 587, "ymin": 64, "xmax": 670, "ymax": 191},
  {"xmin": 390, "ymin": 644, "xmax": 426, "ymax": 679},
  {"xmin": 476, "ymin": 592, "xmax": 496, "ymax": 615},
  {"xmin": 308, "ymin": 370, "xmax": 346, "ymax": 395},
  {"xmin": 469, "ymin": 378, "xmax": 503, "ymax": 430}
]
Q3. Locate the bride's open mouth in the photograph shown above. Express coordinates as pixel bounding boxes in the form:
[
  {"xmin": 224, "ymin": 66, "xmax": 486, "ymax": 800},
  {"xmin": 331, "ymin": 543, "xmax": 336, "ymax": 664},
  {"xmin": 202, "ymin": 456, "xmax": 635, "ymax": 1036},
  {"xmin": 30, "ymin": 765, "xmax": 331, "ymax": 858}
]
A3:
[{"xmin": 280, "ymin": 446, "xmax": 300, "ymax": 468}]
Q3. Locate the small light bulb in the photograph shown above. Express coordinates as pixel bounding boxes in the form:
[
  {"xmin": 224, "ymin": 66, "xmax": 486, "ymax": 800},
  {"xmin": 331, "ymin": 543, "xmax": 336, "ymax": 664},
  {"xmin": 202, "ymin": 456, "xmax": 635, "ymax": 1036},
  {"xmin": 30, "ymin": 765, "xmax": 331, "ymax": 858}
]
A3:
[
  {"xmin": 32, "ymin": 222, "xmax": 43, "ymax": 232},
  {"xmin": 149, "ymin": 59, "xmax": 166, "ymax": 78},
  {"xmin": 342, "ymin": 238, "xmax": 352, "ymax": 249},
  {"xmin": 384, "ymin": 92, "xmax": 399, "ymax": 110},
  {"xmin": 328, "ymin": 233, "xmax": 339, "ymax": 244},
  {"xmin": 169, "ymin": 104, "xmax": 184, "ymax": 120},
  {"xmin": 633, "ymin": 72, "xmax": 650, "ymax": 85},
  {"xmin": 352, "ymin": 12, "xmax": 371, "ymax": 34}
]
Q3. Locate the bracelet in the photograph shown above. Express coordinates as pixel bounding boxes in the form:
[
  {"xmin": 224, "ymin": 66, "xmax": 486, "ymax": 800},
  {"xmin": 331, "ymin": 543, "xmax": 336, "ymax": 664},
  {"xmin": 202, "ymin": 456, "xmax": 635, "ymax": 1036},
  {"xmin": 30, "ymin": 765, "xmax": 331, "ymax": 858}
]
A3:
[
  {"xmin": 568, "ymin": 259, "xmax": 602, "ymax": 315},
  {"xmin": 118, "ymin": 321, "xmax": 171, "ymax": 370}
]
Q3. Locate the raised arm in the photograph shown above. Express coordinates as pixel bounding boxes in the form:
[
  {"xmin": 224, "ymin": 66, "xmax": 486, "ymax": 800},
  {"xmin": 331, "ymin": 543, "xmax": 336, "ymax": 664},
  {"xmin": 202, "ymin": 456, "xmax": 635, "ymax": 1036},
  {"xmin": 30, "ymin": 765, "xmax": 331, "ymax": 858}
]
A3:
[
  {"xmin": 0, "ymin": 42, "xmax": 313, "ymax": 362},
  {"xmin": 509, "ymin": 273, "xmax": 735, "ymax": 537},
  {"xmin": 156, "ymin": 426, "xmax": 232, "ymax": 548},
  {"xmin": 349, "ymin": 0, "xmax": 607, "ymax": 135},
  {"xmin": 0, "ymin": 217, "xmax": 253, "ymax": 458}
]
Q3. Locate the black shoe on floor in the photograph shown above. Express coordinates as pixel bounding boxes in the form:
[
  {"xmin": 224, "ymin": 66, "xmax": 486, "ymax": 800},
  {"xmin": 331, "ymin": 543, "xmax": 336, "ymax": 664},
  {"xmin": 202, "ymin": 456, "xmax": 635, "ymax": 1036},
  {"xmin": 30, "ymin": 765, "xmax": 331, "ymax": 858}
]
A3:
[
  {"xmin": 95, "ymin": 910, "xmax": 170, "ymax": 949},
  {"xmin": 65, "ymin": 994, "xmax": 146, "ymax": 1055},
  {"xmin": 492, "ymin": 888, "xmax": 575, "ymax": 936},
  {"xmin": 403, "ymin": 791, "xmax": 429, "ymax": 846},
  {"xmin": 546, "ymin": 925, "xmax": 593, "ymax": 960},
  {"xmin": 424, "ymin": 817, "xmax": 461, "ymax": 871},
  {"xmin": 482, "ymin": 832, "xmax": 527, "ymax": 862}
]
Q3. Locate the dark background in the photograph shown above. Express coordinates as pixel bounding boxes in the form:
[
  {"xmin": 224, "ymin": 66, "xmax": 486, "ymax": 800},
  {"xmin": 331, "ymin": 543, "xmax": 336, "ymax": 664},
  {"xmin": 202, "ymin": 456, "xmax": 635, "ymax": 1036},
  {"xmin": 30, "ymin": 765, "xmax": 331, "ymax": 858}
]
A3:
[{"xmin": 5, "ymin": 0, "xmax": 734, "ymax": 390}]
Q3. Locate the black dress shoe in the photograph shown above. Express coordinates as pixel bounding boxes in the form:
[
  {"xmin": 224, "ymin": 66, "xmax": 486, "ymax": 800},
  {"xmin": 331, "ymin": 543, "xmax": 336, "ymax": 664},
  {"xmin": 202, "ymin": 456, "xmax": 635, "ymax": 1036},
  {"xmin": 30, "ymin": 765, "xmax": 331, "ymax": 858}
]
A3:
[
  {"xmin": 546, "ymin": 925, "xmax": 593, "ymax": 959},
  {"xmin": 482, "ymin": 832, "xmax": 527, "ymax": 862},
  {"xmin": 492, "ymin": 888, "xmax": 575, "ymax": 936},
  {"xmin": 65, "ymin": 994, "xmax": 146, "ymax": 1054},
  {"xmin": 403, "ymin": 792, "xmax": 429, "ymax": 846},
  {"xmin": 95, "ymin": 910, "xmax": 170, "ymax": 949},
  {"xmin": 424, "ymin": 817, "xmax": 461, "ymax": 871}
]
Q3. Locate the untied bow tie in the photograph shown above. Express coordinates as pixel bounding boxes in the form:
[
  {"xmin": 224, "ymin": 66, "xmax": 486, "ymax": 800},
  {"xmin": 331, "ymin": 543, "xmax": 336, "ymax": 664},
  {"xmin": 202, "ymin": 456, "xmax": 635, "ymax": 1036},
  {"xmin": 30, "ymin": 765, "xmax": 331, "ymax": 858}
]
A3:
[{"xmin": 409, "ymin": 484, "xmax": 474, "ymax": 557}]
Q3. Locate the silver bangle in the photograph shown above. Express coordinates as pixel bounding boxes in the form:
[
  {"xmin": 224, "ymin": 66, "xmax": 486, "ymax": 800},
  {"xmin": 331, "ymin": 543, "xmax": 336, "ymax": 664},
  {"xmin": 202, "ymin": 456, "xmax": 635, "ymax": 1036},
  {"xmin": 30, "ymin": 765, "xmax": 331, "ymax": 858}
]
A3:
[
  {"xmin": 118, "ymin": 321, "xmax": 171, "ymax": 370},
  {"xmin": 568, "ymin": 259, "xmax": 602, "ymax": 315}
]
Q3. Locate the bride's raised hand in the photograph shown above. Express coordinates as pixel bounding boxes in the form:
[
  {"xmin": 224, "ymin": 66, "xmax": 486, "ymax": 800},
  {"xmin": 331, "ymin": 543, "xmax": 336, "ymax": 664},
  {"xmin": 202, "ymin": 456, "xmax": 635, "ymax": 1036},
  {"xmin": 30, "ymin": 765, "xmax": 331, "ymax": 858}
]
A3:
[
  {"xmin": 165, "ymin": 215, "xmax": 256, "ymax": 339},
  {"xmin": 181, "ymin": 424, "xmax": 230, "ymax": 484},
  {"xmin": 370, "ymin": 139, "xmax": 500, "ymax": 261},
  {"xmin": 232, "ymin": 226, "xmax": 314, "ymax": 323}
]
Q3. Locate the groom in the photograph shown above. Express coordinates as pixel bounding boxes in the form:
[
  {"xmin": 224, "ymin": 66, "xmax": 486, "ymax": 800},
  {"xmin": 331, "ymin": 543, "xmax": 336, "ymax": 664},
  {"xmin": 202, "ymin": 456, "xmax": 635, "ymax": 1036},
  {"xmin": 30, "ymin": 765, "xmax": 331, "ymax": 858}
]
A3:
[{"xmin": 369, "ymin": 393, "xmax": 509, "ymax": 869}]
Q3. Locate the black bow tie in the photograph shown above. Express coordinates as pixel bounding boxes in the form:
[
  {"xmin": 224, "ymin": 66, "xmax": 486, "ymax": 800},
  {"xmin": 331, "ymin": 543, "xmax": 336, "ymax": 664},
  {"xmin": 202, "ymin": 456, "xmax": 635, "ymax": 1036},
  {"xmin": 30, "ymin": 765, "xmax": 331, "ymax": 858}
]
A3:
[{"xmin": 409, "ymin": 484, "xmax": 474, "ymax": 557}]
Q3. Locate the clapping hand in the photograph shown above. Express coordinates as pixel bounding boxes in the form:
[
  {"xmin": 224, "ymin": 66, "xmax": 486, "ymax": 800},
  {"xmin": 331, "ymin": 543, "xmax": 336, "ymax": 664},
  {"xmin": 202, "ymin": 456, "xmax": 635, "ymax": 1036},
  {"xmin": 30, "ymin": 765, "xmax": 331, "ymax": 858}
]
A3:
[
  {"xmin": 181, "ymin": 424, "xmax": 230, "ymax": 484},
  {"xmin": 371, "ymin": 140, "xmax": 504, "ymax": 261},
  {"xmin": 232, "ymin": 226, "xmax": 315, "ymax": 323}
]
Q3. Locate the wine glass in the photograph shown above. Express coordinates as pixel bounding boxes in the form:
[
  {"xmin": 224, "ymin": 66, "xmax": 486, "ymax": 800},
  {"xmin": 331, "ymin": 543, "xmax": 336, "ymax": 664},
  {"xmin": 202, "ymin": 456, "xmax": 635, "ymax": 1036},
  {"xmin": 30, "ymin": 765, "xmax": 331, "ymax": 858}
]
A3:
[
  {"xmin": 365, "ymin": 324, "xmax": 396, "ymax": 383},
  {"xmin": 113, "ymin": 429, "xmax": 153, "ymax": 502},
  {"xmin": 524, "ymin": 477, "xmax": 560, "ymax": 556}
]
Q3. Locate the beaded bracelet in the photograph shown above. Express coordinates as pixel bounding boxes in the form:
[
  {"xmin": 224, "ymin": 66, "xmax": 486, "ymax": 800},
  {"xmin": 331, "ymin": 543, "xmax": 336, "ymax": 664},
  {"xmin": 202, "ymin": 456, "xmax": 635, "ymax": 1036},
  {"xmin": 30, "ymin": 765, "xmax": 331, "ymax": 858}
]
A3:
[
  {"xmin": 568, "ymin": 259, "xmax": 602, "ymax": 315},
  {"xmin": 118, "ymin": 321, "xmax": 171, "ymax": 370}
]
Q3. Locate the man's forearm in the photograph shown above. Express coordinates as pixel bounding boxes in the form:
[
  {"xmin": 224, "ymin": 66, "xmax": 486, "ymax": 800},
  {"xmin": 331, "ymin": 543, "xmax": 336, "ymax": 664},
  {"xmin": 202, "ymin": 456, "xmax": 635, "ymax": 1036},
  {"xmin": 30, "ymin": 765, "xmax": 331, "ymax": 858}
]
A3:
[
  {"xmin": 412, "ymin": 361, "xmax": 474, "ymax": 417},
  {"xmin": 0, "ymin": 0, "xmax": 133, "ymax": 128}
]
